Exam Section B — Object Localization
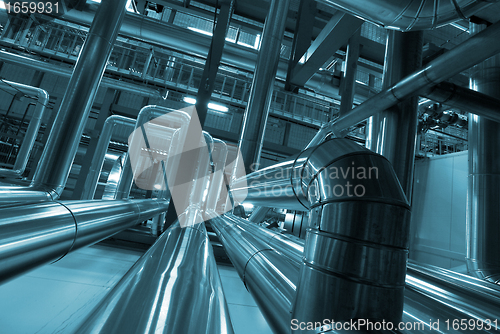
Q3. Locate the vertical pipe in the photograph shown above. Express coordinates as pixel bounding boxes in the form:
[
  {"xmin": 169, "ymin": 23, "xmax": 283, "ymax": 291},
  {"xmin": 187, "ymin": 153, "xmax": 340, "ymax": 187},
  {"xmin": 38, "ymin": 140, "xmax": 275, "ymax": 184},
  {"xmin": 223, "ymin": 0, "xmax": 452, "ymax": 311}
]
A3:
[
  {"xmin": 236, "ymin": 0, "xmax": 290, "ymax": 173},
  {"xmin": 30, "ymin": 0, "xmax": 127, "ymax": 198},
  {"xmin": 466, "ymin": 23, "xmax": 500, "ymax": 283},
  {"xmin": 365, "ymin": 30, "xmax": 423, "ymax": 201}
]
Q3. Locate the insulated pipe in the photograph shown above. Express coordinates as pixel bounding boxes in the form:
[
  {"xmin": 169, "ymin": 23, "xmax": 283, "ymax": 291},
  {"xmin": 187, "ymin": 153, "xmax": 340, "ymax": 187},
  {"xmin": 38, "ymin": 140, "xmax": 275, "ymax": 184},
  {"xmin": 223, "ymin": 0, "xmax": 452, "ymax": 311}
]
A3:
[
  {"xmin": 466, "ymin": 23, "xmax": 500, "ymax": 283},
  {"xmin": 80, "ymin": 115, "xmax": 135, "ymax": 200},
  {"xmin": 365, "ymin": 30, "xmax": 423, "ymax": 201},
  {"xmin": 316, "ymin": 0, "xmax": 498, "ymax": 31},
  {"xmin": 306, "ymin": 20, "xmax": 500, "ymax": 148},
  {"xmin": 0, "ymin": 198, "xmax": 169, "ymax": 284},
  {"xmin": 230, "ymin": 138, "xmax": 411, "ymax": 326},
  {"xmin": 236, "ymin": 0, "xmax": 290, "ymax": 173},
  {"xmin": 0, "ymin": 0, "xmax": 128, "ymax": 203},
  {"xmin": 75, "ymin": 218, "xmax": 234, "ymax": 334},
  {"xmin": 422, "ymin": 81, "xmax": 500, "ymax": 123},
  {"xmin": 219, "ymin": 213, "xmax": 500, "ymax": 333},
  {"xmin": 0, "ymin": 80, "xmax": 49, "ymax": 178}
]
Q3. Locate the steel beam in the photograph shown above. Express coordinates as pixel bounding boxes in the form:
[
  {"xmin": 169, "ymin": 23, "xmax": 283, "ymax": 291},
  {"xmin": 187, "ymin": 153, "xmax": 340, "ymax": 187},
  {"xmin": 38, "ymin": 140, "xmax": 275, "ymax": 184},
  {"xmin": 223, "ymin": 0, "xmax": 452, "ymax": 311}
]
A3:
[{"xmin": 290, "ymin": 12, "xmax": 363, "ymax": 87}]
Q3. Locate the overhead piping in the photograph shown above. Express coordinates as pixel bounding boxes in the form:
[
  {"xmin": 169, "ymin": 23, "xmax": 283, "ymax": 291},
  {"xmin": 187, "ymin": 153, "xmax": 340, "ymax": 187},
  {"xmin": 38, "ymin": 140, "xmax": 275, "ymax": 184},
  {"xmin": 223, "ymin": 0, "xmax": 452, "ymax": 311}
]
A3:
[
  {"xmin": 315, "ymin": 0, "xmax": 498, "ymax": 31},
  {"xmin": 0, "ymin": 198, "xmax": 169, "ymax": 284},
  {"xmin": 306, "ymin": 20, "xmax": 500, "ymax": 148}
]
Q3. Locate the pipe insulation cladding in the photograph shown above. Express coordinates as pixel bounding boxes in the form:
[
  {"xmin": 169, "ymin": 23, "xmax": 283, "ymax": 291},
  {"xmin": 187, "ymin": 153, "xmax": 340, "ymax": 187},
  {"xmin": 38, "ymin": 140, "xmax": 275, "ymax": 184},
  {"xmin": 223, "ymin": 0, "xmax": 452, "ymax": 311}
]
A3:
[{"xmin": 230, "ymin": 138, "xmax": 411, "ymax": 329}]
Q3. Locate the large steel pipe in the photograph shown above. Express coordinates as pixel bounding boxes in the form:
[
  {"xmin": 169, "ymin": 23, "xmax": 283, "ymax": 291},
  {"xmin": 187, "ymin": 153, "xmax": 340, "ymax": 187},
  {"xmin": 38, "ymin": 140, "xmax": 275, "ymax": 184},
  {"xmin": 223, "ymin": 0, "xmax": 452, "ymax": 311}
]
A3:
[
  {"xmin": 80, "ymin": 115, "xmax": 136, "ymax": 200},
  {"xmin": 316, "ymin": 0, "xmax": 498, "ymax": 31},
  {"xmin": 306, "ymin": 20, "xmax": 500, "ymax": 148},
  {"xmin": 0, "ymin": 198, "xmax": 168, "ymax": 284},
  {"xmin": 76, "ymin": 218, "xmax": 234, "ymax": 334},
  {"xmin": 219, "ymin": 213, "xmax": 500, "ymax": 333},
  {"xmin": 231, "ymin": 138, "xmax": 411, "ymax": 327}
]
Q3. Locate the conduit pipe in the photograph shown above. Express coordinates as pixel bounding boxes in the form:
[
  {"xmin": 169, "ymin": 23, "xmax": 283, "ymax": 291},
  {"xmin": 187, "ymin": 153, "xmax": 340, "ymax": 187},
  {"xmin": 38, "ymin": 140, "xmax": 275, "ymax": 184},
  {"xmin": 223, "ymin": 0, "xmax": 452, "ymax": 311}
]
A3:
[
  {"xmin": 422, "ymin": 81, "xmax": 500, "ymax": 123},
  {"xmin": 230, "ymin": 138, "xmax": 411, "ymax": 326},
  {"xmin": 316, "ymin": 0, "xmax": 498, "ymax": 31},
  {"xmin": 0, "ymin": 0, "xmax": 128, "ymax": 203},
  {"xmin": 215, "ymin": 213, "xmax": 500, "ymax": 333},
  {"xmin": 0, "ymin": 198, "xmax": 168, "ymax": 284},
  {"xmin": 76, "ymin": 217, "xmax": 234, "ymax": 334},
  {"xmin": 80, "ymin": 115, "xmax": 136, "ymax": 200},
  {"xmin": 306, "ymin": 20, "xmax": 500, "ymax": 148},
  {"xmin": 0, "ymin": 80, "xmax": 49, "ymax": 178}
]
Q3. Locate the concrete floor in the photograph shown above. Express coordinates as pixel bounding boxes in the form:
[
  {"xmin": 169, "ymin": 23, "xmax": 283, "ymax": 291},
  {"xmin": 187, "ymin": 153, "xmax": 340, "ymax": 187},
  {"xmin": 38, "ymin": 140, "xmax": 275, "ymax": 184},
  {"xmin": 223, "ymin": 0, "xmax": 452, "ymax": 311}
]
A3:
[{"xmin": 0, "ymin": 244, "xmax": 273, "ymax": 334}]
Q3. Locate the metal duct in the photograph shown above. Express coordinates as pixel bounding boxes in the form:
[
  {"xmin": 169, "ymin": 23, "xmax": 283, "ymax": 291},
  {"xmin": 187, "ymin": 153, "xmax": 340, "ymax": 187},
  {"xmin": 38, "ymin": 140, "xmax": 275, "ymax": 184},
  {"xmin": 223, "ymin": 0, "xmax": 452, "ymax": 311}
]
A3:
[
  {"xmin": 466, "ymin": 23, "xmax": 500, "ymax": 283},
  {"xmin": 422, "ymin": 81, "xmax": 500, "ymax": 123},
  {"xmin": 80, "ymin": 115, "xmax": 135, "ymax": 200},
  {"xmin": 75, "ymin": 218, "xmax": 234, "ymax": 334},
  {"xmin": 217, "ymin": 213, "xmax": 500, "ymax": 333},
  {"xmin": 0, "ymin": 80, "xmax": 48, "ymax": 178},
  {"xmin": 205, "ymin": 138, "xmax": 228, "ymax": 213},
  {"xmin": 0, "ymin": 198, "xmax": 168, "ymax": 284},
  {"xmin": 306, "ymin": 20, "xmax": 500, "ymax": 148},
  {"xmin": 316, "ymin": 0, "xmax": 498, "ymax": 31},
  {"xmin": 0, "ymin": 0, "xmax": 128, "ymax": 203},
  {"xmin": 237, "ymin": 0, "xmax": 290, "ymax": 173},
  {"xmin": 231, "ymin": 138, "xmax": 411, "ymax": 326}
]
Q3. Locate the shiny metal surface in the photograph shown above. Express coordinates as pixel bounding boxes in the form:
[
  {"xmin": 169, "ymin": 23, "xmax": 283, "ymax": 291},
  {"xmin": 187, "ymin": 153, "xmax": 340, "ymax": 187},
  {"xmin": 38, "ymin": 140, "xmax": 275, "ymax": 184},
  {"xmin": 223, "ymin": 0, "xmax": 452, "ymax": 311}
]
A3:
[
  {"xmin": 81, "ymin": 116, "xmax": 135, "ymax": 200},
  {"xmin": 307, "ymin": 20, "xmax": 500, "ymax": 147},
  {"xmin": 466, "ymin": 22, "xmax": 500, "ymax": 283},
  {"xmin": 317, "ymin": 0, "xmax": 498, "ymax": 31},
  {"xmin": 423, "ymin": 82, "xmax": 500, "ymax": 123},
  {"xmin": 75, "ymin": 216, "xmax": 233, "ymax": 334},
  {"xmin": 0, "ymin": 198, "xmax": 168, "ymax": 284},
  {"xmin": 237, "ymin": 0, "xmax": 290, "ymax": 173},
  {"xmin": 210, "ymin": 215, "xmax": 298, "ymax": 334},
  {"xmin": 0, "ymin": 81, "xmax": 48, "ymax": 178},
  {"xmin": 237, "ymin": 217, "xmax": 500, "ymax": 333},
  {"xmin": 366, "ymin": 30, "xmax": 423, "ymax": 201},
  {"xmin": 101, "ymin": 154, "xmax": 126, "ymax": 200}
]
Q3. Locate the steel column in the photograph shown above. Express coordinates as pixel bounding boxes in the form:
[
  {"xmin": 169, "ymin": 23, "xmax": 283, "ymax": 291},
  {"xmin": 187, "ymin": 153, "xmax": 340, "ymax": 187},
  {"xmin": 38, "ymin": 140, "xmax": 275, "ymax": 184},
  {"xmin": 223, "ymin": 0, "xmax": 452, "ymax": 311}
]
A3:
[{"xmin": 338, "ymin": 29, "xmax": 361, "ymax": 117}]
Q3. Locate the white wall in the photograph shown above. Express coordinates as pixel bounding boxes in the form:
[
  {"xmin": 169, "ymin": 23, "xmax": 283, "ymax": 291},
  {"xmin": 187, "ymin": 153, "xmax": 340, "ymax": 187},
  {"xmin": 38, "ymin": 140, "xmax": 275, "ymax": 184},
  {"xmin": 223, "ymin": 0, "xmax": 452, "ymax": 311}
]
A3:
[{"xmin": 409, "ymin": 151, "xmax": 468, "ymax": 270}]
